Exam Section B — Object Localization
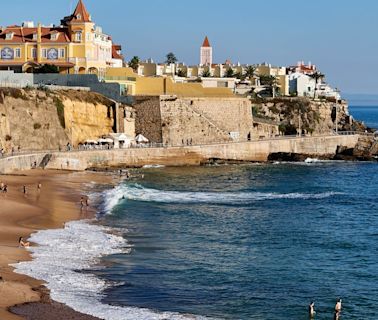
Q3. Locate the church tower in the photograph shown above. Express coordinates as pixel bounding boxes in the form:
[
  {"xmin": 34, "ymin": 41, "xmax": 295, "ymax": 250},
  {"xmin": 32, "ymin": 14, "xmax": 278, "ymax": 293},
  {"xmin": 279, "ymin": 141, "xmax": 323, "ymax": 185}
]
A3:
[{"xmin": 200, "ymin": 36, "xmax": 212, "ymax": 66}]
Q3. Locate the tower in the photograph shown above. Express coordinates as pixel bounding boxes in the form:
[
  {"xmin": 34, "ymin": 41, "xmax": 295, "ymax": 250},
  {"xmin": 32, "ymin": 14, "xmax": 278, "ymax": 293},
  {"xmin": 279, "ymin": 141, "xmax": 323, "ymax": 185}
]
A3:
[{"xmin": 200, "ymin": 36, "xmax": 212, "ymax": 66}]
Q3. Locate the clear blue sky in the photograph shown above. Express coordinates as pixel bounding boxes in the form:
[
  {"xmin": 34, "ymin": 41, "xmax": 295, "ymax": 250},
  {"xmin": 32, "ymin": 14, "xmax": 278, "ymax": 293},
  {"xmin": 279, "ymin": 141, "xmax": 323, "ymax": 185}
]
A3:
[{"xmin": 1, "ymin": 0, "xmax": 377, "ymax": 94}]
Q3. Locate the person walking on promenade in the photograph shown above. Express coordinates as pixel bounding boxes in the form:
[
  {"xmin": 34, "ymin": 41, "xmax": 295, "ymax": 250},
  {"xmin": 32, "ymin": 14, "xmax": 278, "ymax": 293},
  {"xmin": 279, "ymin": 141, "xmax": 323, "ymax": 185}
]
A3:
[
  {"xmin": 23, "ymin": 185, "xmax": 27, "ymax": 195},
  {"xmin": 308, "ymin": 301, "xmax": 316, "ymax": 318}
]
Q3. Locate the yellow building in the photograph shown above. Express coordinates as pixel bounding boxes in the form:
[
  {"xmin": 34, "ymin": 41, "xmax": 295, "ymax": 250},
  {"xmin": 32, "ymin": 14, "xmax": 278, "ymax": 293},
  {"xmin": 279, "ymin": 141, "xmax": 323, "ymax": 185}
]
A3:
[
  {"xmin": 0, "ymin": 0, "xmax": 123, "ymax": 78},
  {"xmin": 105, "ymin": 68, "xmax": 235, "ymax": 98}
]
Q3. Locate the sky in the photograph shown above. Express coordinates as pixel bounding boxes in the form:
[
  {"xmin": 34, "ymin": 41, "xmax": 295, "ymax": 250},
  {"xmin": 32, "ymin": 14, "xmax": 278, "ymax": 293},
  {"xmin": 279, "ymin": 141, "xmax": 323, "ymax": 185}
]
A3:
[{"xmin": 1, "ymin": 0, "xmax": 378, "ymax": 95}]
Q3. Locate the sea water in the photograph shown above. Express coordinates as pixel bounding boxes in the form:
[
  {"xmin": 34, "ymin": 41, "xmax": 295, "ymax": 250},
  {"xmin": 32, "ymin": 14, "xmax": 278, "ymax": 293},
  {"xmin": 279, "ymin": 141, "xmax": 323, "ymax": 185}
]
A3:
[{"xmin": 14, "ymin": 107, "xmax": 378, "ymax": 320}]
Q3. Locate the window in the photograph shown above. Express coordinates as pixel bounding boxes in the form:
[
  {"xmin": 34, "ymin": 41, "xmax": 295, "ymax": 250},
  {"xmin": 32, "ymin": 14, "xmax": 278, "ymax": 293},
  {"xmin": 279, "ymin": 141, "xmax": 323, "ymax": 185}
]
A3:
[
  {"xmin": 41, "ymin": 49, "xmax": 47, "ymax": 58},
  {"xmin": 75, "ymin": 32, "xmax": 82, "ymax": 42},
  {"xmin": 15, "ymin": 48, "xmax": 21, "ymax": 58},
  {"xmin": 59, "ymin": 48, "xmax": 65, "ymax": 58},
  {"xmin": 51, "ymin": 32, "xmax": 58, "ymax": 41},
  {"xmin": 5, "ymin": 33, "xmax": 14, "ymax": 40},
  {"xmin": 76, "ymin": 13, "xmax": 81, "ymax": 20},
  {"xmin": 86, "ymin": 33, "xmax": 91, "ymax": 41},
  {"xmin": 33, "ymin": 33, "xmax": 38, "ymax": 41},
  {"xmin": 31, "ymin": 48, "xmax": 37, "ymax": 59}
]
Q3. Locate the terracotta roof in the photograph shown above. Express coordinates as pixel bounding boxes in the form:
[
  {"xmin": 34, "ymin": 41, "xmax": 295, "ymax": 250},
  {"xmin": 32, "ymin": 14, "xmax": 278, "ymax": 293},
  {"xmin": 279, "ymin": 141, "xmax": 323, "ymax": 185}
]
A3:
[
  {"xmin": 202, "ymin": 36, "xmax": 211, "ymax": 47},
  {"xmin": 71, "ymin": 0, "xmax": 91, "ymax": 22},
  {"xmin": 112, "ymin": 44, "xmax": 123, "ymax": 60},
  {"xmin": 0, "ymin": 26, "xmax": 70, "ymax": 43}
]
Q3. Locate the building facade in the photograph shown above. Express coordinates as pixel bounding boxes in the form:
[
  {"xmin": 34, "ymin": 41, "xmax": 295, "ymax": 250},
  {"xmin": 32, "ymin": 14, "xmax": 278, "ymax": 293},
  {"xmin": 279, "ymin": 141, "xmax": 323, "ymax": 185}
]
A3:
[{"xmin": 0, "ymin": 0, "xmax": 123, "ymax": 78}]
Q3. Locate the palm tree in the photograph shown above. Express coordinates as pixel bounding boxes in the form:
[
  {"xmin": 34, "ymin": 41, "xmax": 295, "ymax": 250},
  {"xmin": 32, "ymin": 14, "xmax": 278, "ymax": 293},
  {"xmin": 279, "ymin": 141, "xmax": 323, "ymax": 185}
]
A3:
[
  {"xmin": 224, "ymin": 67, "xmax": 234, "ymax": 78},
  {"xmin": 260, "ymin": 75, "xmax": 279, "ymax": 98},
  {"xmin": 244, "ymin": 65, "xmax": 259, "ymax": 85},
  {"xmin": 309, "ymin": 71, "xmax": 324, "ymax": 99},
  {"xmin": 201, "ymin": 69, "xmax": 211, "ymax": 77},
  {"xmin": 165, "ymin": 52, "xmax": 178, "ymax": 64},
  {"xmin": 128, "ymin": 56, "xmax": 140, "ymax": 72},
  {"xmin": 176, "ymin": 69, "xmax": 186, "ymax": 77}
]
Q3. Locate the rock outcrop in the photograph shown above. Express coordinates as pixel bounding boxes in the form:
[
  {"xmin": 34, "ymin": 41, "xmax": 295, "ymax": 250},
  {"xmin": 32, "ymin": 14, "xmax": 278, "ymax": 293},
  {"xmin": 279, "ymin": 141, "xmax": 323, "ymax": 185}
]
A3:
[
  {"xmin": 0, "ymin": 88, "xmax": 117, "ymax": 152},
  {"xmin": 251, "ymin": 97, "xmax": 364, "ymax": 135}
]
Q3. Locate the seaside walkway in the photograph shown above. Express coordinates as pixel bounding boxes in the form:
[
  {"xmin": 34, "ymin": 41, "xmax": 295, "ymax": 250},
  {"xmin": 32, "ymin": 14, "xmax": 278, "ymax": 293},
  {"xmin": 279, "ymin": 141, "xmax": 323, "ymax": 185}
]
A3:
[{"xmin": 0, "ymin": 133, "xmax": 363, "ymax": 174}]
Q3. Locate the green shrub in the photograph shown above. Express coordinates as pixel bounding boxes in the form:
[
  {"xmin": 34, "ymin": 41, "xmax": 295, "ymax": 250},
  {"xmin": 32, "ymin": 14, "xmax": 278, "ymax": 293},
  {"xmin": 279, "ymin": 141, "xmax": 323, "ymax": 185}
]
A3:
[{"xmin": 5, "ymin": 134, "xmax": 11, "ymax": 141}]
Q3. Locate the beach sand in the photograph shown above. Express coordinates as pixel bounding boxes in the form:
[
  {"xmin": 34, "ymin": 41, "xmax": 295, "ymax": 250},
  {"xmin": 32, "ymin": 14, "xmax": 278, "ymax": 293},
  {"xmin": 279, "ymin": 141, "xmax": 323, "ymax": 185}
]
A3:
[{"xmin": 0, "ymin": 169, "xmax": 116, "ymax": 320}]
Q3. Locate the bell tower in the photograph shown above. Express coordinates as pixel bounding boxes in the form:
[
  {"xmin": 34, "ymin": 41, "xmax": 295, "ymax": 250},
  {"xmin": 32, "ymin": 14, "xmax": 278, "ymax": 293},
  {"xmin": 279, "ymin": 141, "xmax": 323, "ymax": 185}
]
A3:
[{"xmin": 200, "ymin": 36, "xmax": 212, "ymax": 66}]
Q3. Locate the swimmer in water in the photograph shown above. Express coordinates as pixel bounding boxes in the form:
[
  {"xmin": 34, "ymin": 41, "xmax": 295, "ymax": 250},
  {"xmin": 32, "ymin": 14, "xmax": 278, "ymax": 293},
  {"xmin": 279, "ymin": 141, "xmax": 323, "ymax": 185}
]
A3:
[
  {"xmin": 308, "ymin": 301, "xmax": 315, "ymax": 318},
  {"xmin": 19, "ymin": 237, "xmax": 30, "ymax": 247}
]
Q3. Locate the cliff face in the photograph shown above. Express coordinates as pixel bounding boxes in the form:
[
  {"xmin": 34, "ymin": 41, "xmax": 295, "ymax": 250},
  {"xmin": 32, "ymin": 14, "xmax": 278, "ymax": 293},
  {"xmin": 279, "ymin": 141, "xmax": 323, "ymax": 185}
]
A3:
[
  {"xmin": 251, "ymin": 97, "xmax": 361, "ymax": 135},
  {"xmin": 0, "ymin": 88, "xmax": 115, "ymax": 152}
]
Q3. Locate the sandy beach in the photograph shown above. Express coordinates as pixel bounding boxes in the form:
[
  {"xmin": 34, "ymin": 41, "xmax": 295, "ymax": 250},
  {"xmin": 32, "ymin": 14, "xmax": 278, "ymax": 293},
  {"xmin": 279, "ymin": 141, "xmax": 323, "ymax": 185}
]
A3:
[{"xmin": 0, "ymin": 169, "xmax": 113, "ymax": 320}]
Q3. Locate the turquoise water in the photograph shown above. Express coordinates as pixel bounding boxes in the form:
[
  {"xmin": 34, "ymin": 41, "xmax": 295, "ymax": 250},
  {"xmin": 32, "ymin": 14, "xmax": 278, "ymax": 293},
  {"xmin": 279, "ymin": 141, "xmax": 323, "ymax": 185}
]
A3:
[{"xmin": 94, "ymin": 161, "xmax": 378, "ymax": 320}]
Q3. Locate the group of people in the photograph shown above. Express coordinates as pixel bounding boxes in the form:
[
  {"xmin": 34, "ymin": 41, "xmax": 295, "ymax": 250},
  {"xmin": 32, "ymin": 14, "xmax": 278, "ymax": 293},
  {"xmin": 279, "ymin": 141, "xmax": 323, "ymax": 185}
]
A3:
[{"xmin": 309, "ymin": 298, "xmax": 342, "ymax": 319}]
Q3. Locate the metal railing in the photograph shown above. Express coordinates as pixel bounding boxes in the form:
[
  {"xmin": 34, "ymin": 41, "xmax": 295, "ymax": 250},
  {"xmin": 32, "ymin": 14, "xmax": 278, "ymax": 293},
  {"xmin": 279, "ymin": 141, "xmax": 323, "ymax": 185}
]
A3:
[{"xmin": 0, "ymin": 132, "xmax": 365, "ymax": 160}]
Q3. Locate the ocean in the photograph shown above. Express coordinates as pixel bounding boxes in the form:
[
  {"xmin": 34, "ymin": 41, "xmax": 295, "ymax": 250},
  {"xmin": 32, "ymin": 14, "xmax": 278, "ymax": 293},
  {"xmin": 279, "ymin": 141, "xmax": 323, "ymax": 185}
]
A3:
[{"xmin": 14, "ymin": 106, "xmax": 378, "ymax": 320}]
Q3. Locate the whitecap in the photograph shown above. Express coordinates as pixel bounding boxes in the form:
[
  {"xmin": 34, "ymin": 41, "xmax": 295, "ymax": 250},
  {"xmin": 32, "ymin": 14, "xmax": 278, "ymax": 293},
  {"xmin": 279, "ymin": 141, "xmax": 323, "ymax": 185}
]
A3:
[{"xmin": 12, "ymin": 220, "xmax": 209, "ymax": 320}]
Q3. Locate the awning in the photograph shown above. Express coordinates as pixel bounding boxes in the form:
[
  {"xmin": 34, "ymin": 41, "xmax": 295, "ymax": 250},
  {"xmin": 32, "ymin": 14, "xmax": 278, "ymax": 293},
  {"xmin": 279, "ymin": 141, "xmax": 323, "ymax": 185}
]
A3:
[
  {"xmin": 98, "ymin": 138, "xmax": 114, "ymax": 144},
  {"xmin": 135, "ymin": 134, "xmax": 149, "ymax": 143}
]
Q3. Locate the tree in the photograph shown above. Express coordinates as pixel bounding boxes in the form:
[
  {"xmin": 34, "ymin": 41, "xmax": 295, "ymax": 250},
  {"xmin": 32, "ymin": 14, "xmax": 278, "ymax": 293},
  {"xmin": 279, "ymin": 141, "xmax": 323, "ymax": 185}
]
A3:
[
  {"xmin": 128, "ymin": 56, "xmax": 140, "ymax": 72},
  {"xmin": 201, "ymin": 69, "xmax": 211, "ymax": 77},
  {"xmin": 259, "ymin": 75, "xmax": 279, "ymax": 98},
  {"xmin": 244, "ymin": 65, "xmax": 257, "ymax": 79},
  {"xmin": 34, "ymin": 64, "xmax": 59, "ymax": 74},
  {"xmin": 244, "ymin": 65, "xmax": 259, "ymax": 86},
  {"xmin": 224, "ymin": 67, "xmax": 235, "ymax": 78},
  {"xmin": 309, "ymin": 71, "xmax": 324, "ymax": 99},
  {"xmin": 165, "ymin": 52, "xmax": 177, "ymax": 64},
  {"xmin": 176, "ymin": 69, "xmax": 186, "ymax": 77}
]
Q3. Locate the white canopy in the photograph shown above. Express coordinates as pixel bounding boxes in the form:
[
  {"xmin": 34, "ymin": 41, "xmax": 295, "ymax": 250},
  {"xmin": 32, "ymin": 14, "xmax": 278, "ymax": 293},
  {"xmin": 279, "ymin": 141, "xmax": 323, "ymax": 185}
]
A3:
[
  {"xmin": 98, "ymin": 138, "xmax": 114, "ymax": 144},
  {"xmin": 135, "ymin": 134, "xmax": 149, "ymax": 143},
  {"xmin": 85, "ymin": 139, "xmax": 98, "ymax": 144}
]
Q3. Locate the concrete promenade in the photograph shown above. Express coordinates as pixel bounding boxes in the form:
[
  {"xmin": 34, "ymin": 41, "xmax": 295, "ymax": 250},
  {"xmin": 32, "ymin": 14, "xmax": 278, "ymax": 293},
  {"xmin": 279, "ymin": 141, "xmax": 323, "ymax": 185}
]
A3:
[{"xmin": 0, "ymin": 134, "xmax": 360, "ymax": 174}]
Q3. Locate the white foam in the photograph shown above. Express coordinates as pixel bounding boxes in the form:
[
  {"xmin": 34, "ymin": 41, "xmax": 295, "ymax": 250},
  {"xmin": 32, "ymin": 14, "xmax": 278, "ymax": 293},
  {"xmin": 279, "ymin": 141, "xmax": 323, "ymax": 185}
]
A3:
[
  {"xmin": 102, "ymin": 184, "xmax": 342, "ymax": 214},
  {"xmin": 12, "ymin": 220, "xmax": 207, "ymax": 320}
]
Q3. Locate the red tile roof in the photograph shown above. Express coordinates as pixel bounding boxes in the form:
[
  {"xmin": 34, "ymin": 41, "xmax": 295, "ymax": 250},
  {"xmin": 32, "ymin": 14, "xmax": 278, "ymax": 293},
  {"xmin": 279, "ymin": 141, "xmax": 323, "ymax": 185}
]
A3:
[
  {"xmin": 112, "ymin": 44, "xmax": 123, "ymax": 60},
  {"xmin": 71, "ymin": 0, "xmax": 91, "ymax": 22},
  {"xmin": 0, "ymin": 26, "xmax": 70, "ymax": 43},
  {"xmin": 202, "ymin": 36, "xmax": 211, "ymax": 47}
]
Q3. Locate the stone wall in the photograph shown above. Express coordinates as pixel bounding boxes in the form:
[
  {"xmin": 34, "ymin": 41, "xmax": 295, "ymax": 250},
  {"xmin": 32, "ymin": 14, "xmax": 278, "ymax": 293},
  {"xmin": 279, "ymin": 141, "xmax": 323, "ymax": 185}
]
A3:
[
  {"xmin": 133, "ymin": 96, "xmax": 163, "ymax": 143},
  {"xmin": 0, "ymin": 134, "xmax": 361, "ymax": 174},
  {"xmin": 133, "ymin": 95, "xmax": 253, "ymax": 146}
]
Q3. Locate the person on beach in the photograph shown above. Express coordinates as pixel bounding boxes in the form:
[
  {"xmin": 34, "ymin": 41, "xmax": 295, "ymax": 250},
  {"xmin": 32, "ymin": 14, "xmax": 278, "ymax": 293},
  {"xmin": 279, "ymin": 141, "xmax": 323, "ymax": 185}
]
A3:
[
  {"xmin": 0, "ymin": 181, "xmax": 4, "ymax": 192},
  {"xmin": 23, "ymin": 185, "xmax": 27, "ymax": 195},
  {"xmin": 80, "ymin": 197, "xmax": 85, "ymax": 209},
  {"xmin": 37, "ymin": 182, "xmax": 42, "ymax": 192},
  {"xmin": 3, "ymin": 184, "xmax": 8, "ymax": 193},
  {"xmin": 19, "ymin": 237, "xmax": 30, "ymax": 247},
  {"xmin": 308, "ymin": 301, "xmax": 315, "ymax": 318},
  {"xmin": 334, "ymin": 298, "xmax": 342, "ymax": 319}
]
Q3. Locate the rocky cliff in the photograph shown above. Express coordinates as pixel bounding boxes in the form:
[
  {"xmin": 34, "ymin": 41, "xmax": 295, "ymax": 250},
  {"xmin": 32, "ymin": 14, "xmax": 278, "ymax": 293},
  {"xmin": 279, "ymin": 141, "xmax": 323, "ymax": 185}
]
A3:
[
  {"xmin": 251, "ymin": 97, "xmax": 364, "ymax": 135},
  {"xmin": 0, "ymin": 88, "xmax": 115, "ymax": 152}
]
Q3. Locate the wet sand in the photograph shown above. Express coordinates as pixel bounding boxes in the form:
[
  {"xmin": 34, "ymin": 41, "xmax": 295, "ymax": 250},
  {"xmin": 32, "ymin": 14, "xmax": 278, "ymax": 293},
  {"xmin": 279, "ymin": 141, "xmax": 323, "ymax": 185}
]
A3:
[{"xmin": 0, "ymin": 169, "xmax": 116, "ymax": 320}]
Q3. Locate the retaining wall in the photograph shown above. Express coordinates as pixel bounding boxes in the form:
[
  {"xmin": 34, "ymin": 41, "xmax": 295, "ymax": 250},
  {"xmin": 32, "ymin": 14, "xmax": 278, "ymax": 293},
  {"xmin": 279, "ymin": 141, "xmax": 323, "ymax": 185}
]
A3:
[{"xmin": 0, "ymin": 135, "xmax": 360, "ymax": 174}]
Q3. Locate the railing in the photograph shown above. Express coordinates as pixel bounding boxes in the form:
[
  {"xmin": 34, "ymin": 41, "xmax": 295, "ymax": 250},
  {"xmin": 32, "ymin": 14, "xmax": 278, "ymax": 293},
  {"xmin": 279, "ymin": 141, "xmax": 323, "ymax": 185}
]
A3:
[{"xmin": 0, "ymin": 132, "xmax": 365, "ymax": 160}]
